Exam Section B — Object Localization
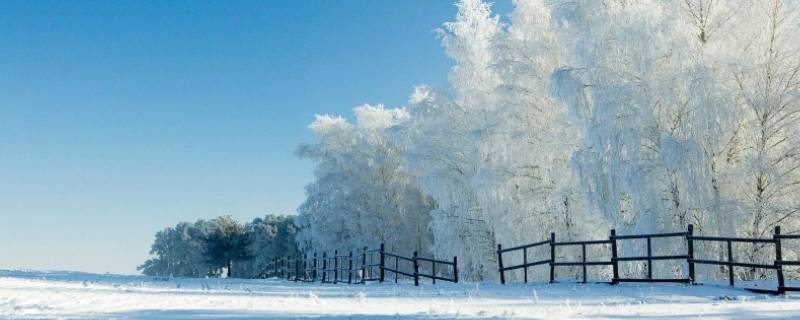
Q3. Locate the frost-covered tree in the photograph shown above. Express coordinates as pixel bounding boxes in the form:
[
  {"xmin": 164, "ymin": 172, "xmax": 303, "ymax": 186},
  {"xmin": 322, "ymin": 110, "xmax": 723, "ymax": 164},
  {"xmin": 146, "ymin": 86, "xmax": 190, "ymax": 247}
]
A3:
[
  {"xmin": 138, "ymin": 220, "xmax": 218, "ymax": 277},
  {"xmin": 203, "ymin": 215, "xmax": 252, "ymax": 278},
  {"xmin": 140, "ymin": 215, "xmax": 298, "ymax": 278},
  {"xmin": 391, "ymin": 0, "xmax": 505, "ymax": 281},
  {"xmin": 295, "ymin": 105, "xmax": 435, "ymax": 257},
  {"xmin": 233, "ymin": 215, "xmax": 300, "ymax": 278},
  {"xmin": 712, "ymin": 0, "xmax": 800, "ymax": 277}
]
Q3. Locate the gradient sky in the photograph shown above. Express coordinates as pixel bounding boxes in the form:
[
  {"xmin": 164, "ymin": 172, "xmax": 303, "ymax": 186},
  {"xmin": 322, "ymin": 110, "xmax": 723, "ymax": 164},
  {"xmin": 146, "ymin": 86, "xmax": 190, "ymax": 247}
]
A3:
[{"xmin": 0, "ymin": 0, "xmax": 512, "ymax": 274}]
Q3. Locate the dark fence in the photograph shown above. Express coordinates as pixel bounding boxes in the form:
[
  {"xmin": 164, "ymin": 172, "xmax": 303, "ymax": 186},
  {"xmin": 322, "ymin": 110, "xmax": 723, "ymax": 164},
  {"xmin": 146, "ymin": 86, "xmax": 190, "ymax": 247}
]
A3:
[
  {"xmin": 383, "ymin": 250, "xmax": 458, "ymax": 285},
  {"xmin": 418, "ymin": 255, "xmax": 458, "ymax": 284},
  {"xmin": 498, "ymin": 224, "xmax": 798, "ymax": 294},
  {"xmin": 361, "ymin": 245, "xmax": 382, "ymax": 282},
  {"xmin": 262, "ymin": 243, "xmax": 458, "ymax": 286},
  {"xmin": 259, "ymin": 224, "xmax": 798, "ymax": 294},
  {"xmin": 612, "ymin": 228, "xmax": 691, "ymax": 284},
  {"xmin": 553, "ymin": 236, "xmax": 614, "ymax": 284}
]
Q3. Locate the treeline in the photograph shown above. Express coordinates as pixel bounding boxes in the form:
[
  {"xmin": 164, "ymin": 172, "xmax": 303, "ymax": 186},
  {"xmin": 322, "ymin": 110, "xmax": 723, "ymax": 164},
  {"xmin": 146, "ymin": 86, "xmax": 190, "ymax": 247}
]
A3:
[{"xmin": 138, "ymin": 215, "xmax": 299, "ymax": 278}]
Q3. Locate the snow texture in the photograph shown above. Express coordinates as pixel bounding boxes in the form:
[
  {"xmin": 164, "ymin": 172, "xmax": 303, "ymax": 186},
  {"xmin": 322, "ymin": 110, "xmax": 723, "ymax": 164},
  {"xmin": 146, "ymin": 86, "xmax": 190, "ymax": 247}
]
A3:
[{"xmin": 3, "ymin": 269, "xmax": 800, "ymax": 319}]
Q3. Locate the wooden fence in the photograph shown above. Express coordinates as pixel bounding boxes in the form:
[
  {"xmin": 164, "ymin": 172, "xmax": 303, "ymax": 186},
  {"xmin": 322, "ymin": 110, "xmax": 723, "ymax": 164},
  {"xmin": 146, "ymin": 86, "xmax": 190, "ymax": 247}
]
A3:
[
  {"xmin": 497, "ymin": 224, "xmax": 799, "ymax": 294},
  {"xmin": 261, "ymin": 243, "xmax": 458, "ymax": 286},
  {"xmin": 258, "ymin": 224, "xmax": 800, "ymax": 294}
]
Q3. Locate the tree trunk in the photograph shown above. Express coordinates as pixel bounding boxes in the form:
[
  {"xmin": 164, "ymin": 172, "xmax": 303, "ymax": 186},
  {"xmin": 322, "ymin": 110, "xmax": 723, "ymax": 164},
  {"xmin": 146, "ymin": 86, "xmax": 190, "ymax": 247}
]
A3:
[{"xmin": 227, "ymin": 258, "xmax": 232, "ymax": 278}]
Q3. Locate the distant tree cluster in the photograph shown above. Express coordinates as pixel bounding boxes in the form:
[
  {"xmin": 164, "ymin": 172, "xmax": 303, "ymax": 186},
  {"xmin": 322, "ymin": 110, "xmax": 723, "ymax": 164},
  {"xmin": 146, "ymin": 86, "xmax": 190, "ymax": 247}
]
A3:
[
  {"xmin": 138, "ymin": 215, "xmax": 298, "ymax": 278},
  {"xmin": 297, "ymin": 0, "xmax": 800, "ymax": 282}
]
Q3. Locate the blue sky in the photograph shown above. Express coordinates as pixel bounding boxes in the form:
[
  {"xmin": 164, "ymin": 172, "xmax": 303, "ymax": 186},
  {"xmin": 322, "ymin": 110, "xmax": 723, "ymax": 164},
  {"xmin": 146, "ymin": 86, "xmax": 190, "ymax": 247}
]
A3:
[{"xmin": 0, "ymin": 1, "xmax": 511, "ymax": 274}]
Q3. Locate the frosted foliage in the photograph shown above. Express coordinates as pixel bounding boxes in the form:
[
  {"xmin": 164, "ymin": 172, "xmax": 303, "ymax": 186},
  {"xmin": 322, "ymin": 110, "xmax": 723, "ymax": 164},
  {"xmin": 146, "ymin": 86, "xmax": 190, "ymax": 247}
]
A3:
[
  {"xmin": 297, "ymin": 0, "xmax": 800, "ymax": 282},
  {"xmin": 308, "ymin": 114, "xmax": 351, "ymax": 136},
  {"xmin": 354, "ymin": 104, "xmax": 409, "ymax": 130},
  {"xmin": 439, "ymin": 0, "xmax": 502, "ymax": 109}
]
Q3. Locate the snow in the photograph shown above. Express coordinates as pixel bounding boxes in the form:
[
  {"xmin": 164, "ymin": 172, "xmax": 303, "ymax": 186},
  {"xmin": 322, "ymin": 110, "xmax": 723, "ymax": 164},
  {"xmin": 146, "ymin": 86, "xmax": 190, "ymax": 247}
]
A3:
[{"xmin": 2, "ymin": 270, "xmax": 800, "ymax": 319}]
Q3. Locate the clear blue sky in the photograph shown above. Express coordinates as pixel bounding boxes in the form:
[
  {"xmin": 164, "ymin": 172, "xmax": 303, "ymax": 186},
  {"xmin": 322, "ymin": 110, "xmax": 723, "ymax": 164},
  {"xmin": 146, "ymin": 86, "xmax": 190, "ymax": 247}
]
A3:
[{"xmin": 0, "ymin": 1, "xmax": 511, "ymax": 275}]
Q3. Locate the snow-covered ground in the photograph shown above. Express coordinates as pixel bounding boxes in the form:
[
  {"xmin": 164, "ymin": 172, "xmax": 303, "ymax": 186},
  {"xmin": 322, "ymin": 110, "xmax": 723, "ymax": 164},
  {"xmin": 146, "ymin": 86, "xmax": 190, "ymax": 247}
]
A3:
[{"xmin": 2, "ymin": 270, "xmax": 800, "ymax": 319}]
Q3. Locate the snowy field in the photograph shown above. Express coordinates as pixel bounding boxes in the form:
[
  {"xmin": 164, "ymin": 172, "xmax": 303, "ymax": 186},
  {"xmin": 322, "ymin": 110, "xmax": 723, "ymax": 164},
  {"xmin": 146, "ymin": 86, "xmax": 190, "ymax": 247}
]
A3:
[{"xmin": 2, "ymin": 270, "xmax": 800, "ymax": 319}]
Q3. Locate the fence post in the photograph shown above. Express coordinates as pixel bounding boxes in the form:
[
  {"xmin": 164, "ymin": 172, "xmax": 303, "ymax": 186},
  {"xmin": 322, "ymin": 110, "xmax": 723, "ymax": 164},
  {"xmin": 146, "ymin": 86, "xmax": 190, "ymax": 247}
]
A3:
[
  {"xmin": 284, "ymin": 256, "xmax": 288, "ymax": 279},
  {"xmin": 379, "ymin": 243, "xmax": 385, "ymax": 283},
  {"xmin": 313, "ymin": 252, "xmax": 318, "ymax": 282},
  {"xmin": 306, "ymin": 254, "xmax": 310, "ymax": 281},
  {"xmin": 322, "ymin": 252, "xmax": 327, "ymax": 283},
  {"xmin": 432, "ymin": 258, "xmax": 436, "ymax": 285},
  {"xmin": 285, "ymin": 256, "xmax": 290, "ymax": 280},
  {"xmin": 497, "ymin": 244, "xmax": 505, "ymax": 285},
  {"xmin": 303, "ymin": 254, "xmax": 308, "ymax": 281},
  {"xmin": 582, "ymin": 243, "xmax": 587, "ymax": 283},
  {"xmin": 646, "ymin": 236, "xmax": 653, "ymax": 280},
  {"xmin": 348, "ymin": 251, "xmax": 354, "ymax": 284},
  {"xmin": 611, "ymin": 229, "xmax": 619, "ymax": 284},
  {"xmin": 294, "ymin": 256, "xmax": 300, "ymax": 282},
  {"xmin": 775, "ymin": 226, "xmax": 785, "ymax": 294},
  {"xmin": 361, "ymin": 246, "xmax": 368, "ymax": 284},
  {"xmin": 413, "ymin": 251, "xmax": 420, "ymax": 286},
  {"xmin": 395, "ymin": 255, "xmax": 399, "ymax": 283},
  {"xmin": 334, "ymin": 250, "xmax": 339, "ymax": 284},
  {"xmin": 727, "ymin": 240, "xmax": 734, "ymax": 286},
  {"xmin": 453, "ymin": 256, "xmax": 459, "ymax": 283},
  {"xmin": 549, "ymin": 232, "xmax": 556, "ymax": 283},
  {"xmin": 523, "ymin": 246, "xmax": 528, "ymax": 283},
  {"xmin": 687, "ymin": 224, "xmax": 695, "ymax": 284}
]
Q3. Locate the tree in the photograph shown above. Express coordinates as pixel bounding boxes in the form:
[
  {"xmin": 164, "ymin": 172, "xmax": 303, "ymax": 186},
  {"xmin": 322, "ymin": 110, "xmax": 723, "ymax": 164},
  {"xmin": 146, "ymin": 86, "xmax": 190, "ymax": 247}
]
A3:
[
  {"xmin": 138, "ymin": 220, "xmax": 216, "ymax": 277},
  {"xmin": 295, "ymin": 105, "xmax": 435, "ymax": 257},
  {"xmin": 140, "ymin": 215, "xmax": 300, "ymax": 278},
  {"xmin": 234, "ymin": 215, "xmax": 300, "ymax": 278},
  {"xmin": 720, "ymin": 0, "xmax": 800, "ymax": 277},
  {"xmin": 203, "ymin": 215, "xmax": 252, "ymax": 278},
  {"xmin": 393, "ymin": 0, "xmax": 504, "ymax": 282}
]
